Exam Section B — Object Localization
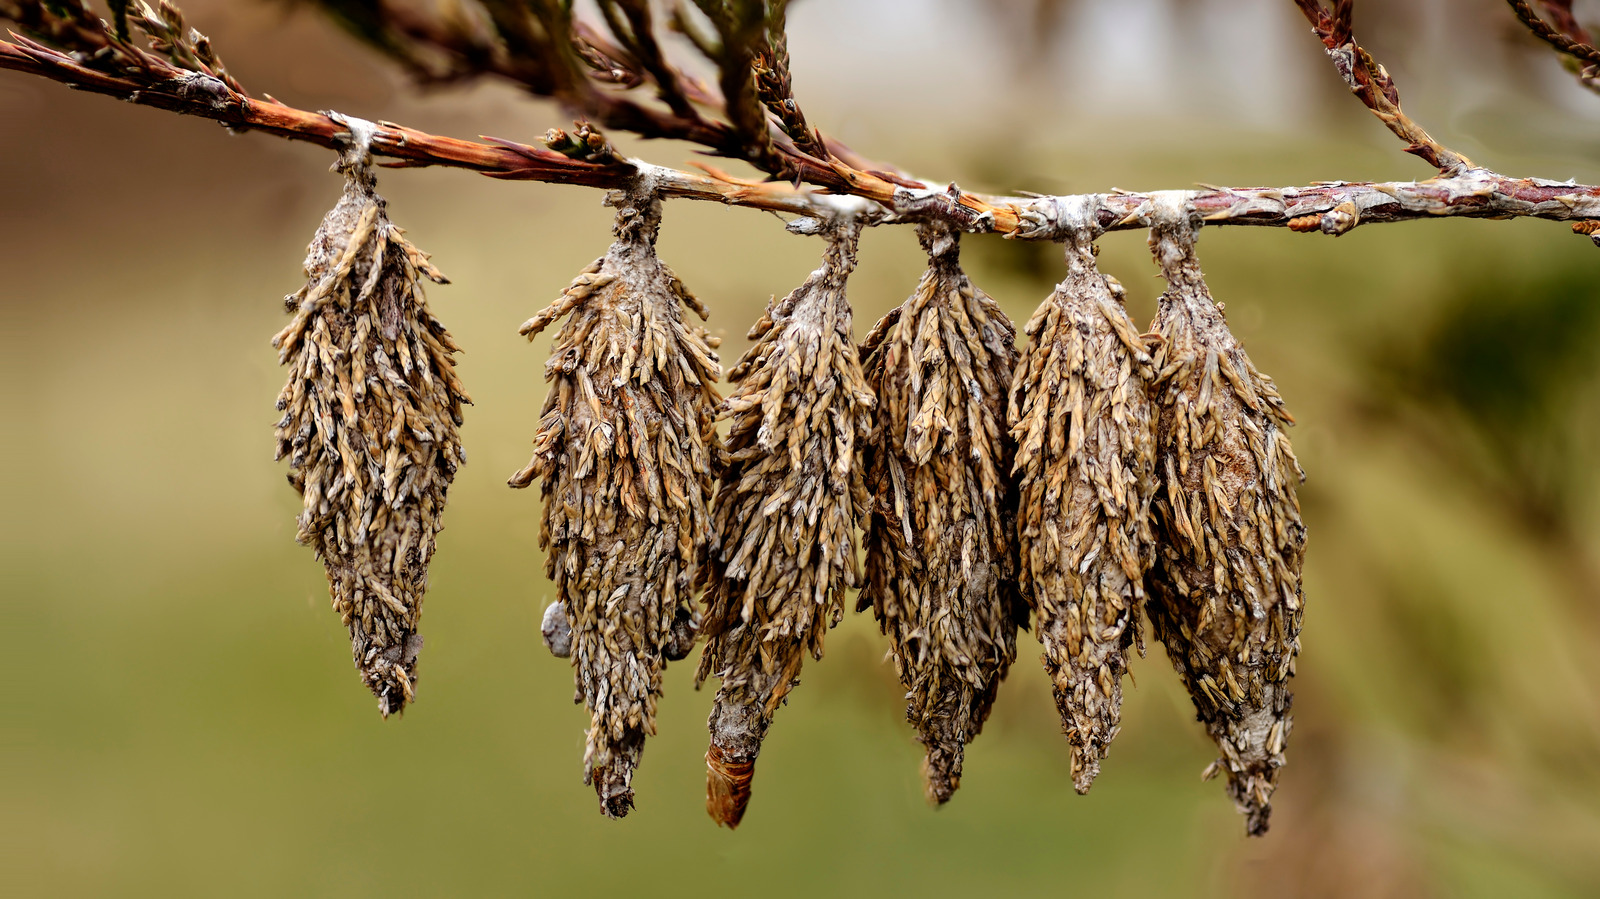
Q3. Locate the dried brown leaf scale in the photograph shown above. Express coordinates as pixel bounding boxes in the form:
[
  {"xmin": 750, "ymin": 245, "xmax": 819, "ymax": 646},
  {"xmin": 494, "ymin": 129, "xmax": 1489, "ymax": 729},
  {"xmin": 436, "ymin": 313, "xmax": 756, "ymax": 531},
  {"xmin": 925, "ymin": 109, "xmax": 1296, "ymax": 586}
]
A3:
[
  {"xmin": 1143, "ymin": 198, "xmax": 1307, "ymax": 836},
  {"xmin": 510, "ymin": 189, "xmax": 724, "ymax": 819},
  {"xmin": 860, "ymin": 224, "xmax": 1022, "ymax": 804},
  {"xmin": 272, "ymin": 154, "xmax": 468, "ymax": 719},
  {"xmin": 1007, "ymin": 206, "xmax": 1158, "ymax": 794},
  {"xmin": 695, "ymin": 220, "xmax": 874, "ymax": 828}
]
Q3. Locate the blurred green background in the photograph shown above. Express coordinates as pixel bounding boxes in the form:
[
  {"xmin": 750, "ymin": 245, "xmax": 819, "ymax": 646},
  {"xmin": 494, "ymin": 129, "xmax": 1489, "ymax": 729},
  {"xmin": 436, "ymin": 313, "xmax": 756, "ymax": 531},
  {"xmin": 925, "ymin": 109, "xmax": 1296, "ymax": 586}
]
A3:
[{"xmin": 4, "ymin": 0, "xmax": 1600, "ymax": 896}]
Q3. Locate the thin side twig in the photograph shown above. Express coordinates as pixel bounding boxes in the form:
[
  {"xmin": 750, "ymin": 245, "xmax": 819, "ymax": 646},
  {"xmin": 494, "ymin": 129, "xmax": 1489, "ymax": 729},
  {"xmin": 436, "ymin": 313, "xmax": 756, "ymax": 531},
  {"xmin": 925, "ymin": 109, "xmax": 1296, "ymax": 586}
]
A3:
[
  {"xmin": 1292, "ymin": 0, "xmax": 1473, "ymax": 173},
  {"xmin": 1507, "ymin": 0, "xmax": 1600, "ymax": 95}
]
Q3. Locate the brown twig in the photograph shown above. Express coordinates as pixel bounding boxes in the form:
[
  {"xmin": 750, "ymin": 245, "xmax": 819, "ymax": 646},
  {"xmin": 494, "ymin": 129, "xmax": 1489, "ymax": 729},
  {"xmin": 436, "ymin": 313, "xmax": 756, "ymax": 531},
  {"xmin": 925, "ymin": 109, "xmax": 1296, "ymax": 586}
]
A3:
[
  {"xmin": 1540, "ymin": 0, "xmax": 1592, "ymax": 43},
  {"xmin": 7, "ymin": 0, "xmax": 1600, "ymax": 244},
  {"xmin": 751, "ymin": 2, "xmax": 826, "ymax": 161},
  {"xmin": 1511, "ymin": 0, "xmax": 1600, "ymax": 59},
  {"xmin": 0, "ymin": 35, "xmax": 630, "ymax": 183},
  {"xmin": 1293, "ymin": 0, "xmax": 1473, "ymax": 174},
  {"xmin": 1507, "ymin": 0, "xmax": 1600, "ymax": 94},
  {"xmin": 595, "ymin": 0, "xmax": 698, "ymax": 120},
  {"xmin": 8, "ymin": 30, "xmax": 1600, "ymax": 240}
]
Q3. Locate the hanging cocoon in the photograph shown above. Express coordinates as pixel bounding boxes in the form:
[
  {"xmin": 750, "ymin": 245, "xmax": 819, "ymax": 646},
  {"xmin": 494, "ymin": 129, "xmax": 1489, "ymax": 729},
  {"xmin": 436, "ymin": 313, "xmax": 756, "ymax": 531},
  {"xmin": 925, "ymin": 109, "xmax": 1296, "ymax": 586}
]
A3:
[
  {"xmin": 272, "ymin": 139, "xmax": 469, "ymax": 719},
  {"xmin": 696, "ymin": 219, "xmax": 874, "ymax": 828},
  {"xmin": 1009, "ymin": 201, "xmax": 1158, "ymax": 794},
  {"xmin": 510, "ymin": 189, "xmax": 724, "ymax": 818},
  {"xmin": 1143, "ymin": 194, "xmax": 1308, "ymax": 836},
  {"xmin": 860, "ymin": 222, "xmax": 1023, "ymax": 804}
]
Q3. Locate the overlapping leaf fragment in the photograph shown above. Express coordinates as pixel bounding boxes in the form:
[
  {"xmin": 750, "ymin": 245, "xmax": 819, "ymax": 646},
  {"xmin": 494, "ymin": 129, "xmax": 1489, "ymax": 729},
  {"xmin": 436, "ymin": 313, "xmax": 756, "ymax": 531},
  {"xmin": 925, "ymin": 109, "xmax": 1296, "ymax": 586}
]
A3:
[
  {"xmin": 272, "ymin": 157, "xmax": 468, "ymax": 719},
  {"xmin": 860, "ymin": 224, "xmax": 1023, "ymax": 804},
  {"xmin": 510, "ymin": 191, "xmax": 724, "ymax": 818},
  {"xmin": 1144, "ymin": 199, "xmax": 1308, "ymax": 836},
  {"xmin": 1009, "ymin": 216, "xmax": 1158, "ymax": 793},
  {"xmin": 695, "ymin": 221, "xmax": 874, "ymax": 828}
]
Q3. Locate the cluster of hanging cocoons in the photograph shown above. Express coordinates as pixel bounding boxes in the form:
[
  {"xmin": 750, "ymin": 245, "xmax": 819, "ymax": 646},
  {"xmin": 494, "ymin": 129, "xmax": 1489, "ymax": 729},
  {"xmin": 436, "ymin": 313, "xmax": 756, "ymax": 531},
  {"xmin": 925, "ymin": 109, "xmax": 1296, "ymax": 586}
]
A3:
[{"xmin": 277, "ymin": 152, "xmax": 1305, "ymax": 836}]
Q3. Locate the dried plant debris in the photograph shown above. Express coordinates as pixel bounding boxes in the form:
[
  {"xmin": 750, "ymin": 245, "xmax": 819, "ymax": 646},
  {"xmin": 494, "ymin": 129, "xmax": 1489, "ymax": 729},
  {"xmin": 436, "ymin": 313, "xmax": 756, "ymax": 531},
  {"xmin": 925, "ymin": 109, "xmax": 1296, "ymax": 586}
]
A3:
[
  {"xmin": 1008, "ymin": 210, "xmax": 1157, "ymax": 794},
  {"xmin": 859, "ymin": 224, "xmax": 1022, "ymax": 805},
  {"xmin": 1143, "ymin": 196, "xmax": 1307, "ymax": 836},
  {"xmin": 272, "ymin": 149, "xmax": 468, "ymax": 719},
  {"xmin": 509, "ymin": 189, "xmax": 724, "ymax": 819},
  {"xmin": 695, "ymin": 220, "xmax": 874, "ymax": 828}
]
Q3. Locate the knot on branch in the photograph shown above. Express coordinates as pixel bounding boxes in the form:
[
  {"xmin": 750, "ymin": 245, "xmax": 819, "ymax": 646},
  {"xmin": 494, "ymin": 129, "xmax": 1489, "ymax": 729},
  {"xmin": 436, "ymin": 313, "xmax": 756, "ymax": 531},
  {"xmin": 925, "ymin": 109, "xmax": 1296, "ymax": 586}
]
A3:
[
  {"xmin": 172, "ymin": 70, "xmax": 231, "ymax": 110},
  {"xmin": 325, "ymin": 110, "xmax": 380, "ymax": 192},
  {"xmin": 891, "ymin": 183, "xmax": 995, "ymax": 233},
  {"xmin": 604, "ymin": 172, "xmax": 665, "ymax": 246},
  {"xmin": 1012, "ymin": 194, "xmax": 1107, "ymax": 242}
]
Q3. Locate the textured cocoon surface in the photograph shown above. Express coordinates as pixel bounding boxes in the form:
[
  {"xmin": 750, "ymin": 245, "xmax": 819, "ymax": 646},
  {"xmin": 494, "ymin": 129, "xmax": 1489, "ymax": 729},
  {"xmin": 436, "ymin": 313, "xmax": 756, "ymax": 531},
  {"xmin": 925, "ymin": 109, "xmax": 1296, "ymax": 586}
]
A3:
[
  {"xmin": 860, "ymin": 224, "xmax": 1023, "ymax": 804},
  {"xmin": 510, "ymin": 192, "xmax": 723, "ymax": 818},
  {"xmin": 1009, "ymin": 218, "xmax": 1157, "ymax": 794},
  {"xmin": 695, "ymin": 221, "xmax": 873, "ymax": 828},
  {"xmin": 1144, "ymin": 199, "xmax": 1307, "ymax": 836},
  {"xmin": 272, "ymin": 159, "xmax": 468, "ymax": 719}
]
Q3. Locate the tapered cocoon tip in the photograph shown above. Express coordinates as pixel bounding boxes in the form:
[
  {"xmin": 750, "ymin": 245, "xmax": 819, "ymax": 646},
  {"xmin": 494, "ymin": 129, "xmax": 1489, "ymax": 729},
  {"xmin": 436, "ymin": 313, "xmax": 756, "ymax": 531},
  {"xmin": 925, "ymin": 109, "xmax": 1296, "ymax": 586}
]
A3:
[
  {"xmin": 594, "ymin": 764, "xmax": 637, "ymax": 820},
  {"xmin": 1070, "ymin": 750, "xmax": 1102, "ymax": 795},
  {"xmin": 921, "ymin": 743, "xmax": 964, "ymax": 806},
  {"xmin": 705, "ymin": 743, "xmax": 755, "ymax": 828}
]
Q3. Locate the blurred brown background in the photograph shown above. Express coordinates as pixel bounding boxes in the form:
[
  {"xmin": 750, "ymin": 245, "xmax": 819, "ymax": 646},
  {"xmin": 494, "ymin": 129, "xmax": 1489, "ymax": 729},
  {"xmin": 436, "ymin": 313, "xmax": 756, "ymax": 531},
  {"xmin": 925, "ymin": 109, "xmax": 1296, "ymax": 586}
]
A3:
[{"xmin": 4, "ymin": 0, "xmax": 1600, "ymax": 896}]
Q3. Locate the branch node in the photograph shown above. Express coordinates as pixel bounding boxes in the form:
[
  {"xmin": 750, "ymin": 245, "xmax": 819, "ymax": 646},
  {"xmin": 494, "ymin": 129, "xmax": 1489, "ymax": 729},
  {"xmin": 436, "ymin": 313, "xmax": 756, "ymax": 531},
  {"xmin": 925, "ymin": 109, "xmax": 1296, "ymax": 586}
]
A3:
[
  {"xmin": 1144, "ymin": 191, "xmax": 1204, "ymax": 268},
  {"xmin": 1012, "ymin": 193, "xmax": 1106, "ymax": 241},
  {"xmin": 1321, "ymin": 200, "xmax": 1361, "ymax": 236},
  {"xmin": 887, "ymin": 183, "xmax": 995, "ymax": 232},
  {"xmin": 173, "ymin": 69, "xmax": 229, "ymax": 110},
  {"xmin": 324, "ymin": 110, "xmax": 380, "ymax": 184}
]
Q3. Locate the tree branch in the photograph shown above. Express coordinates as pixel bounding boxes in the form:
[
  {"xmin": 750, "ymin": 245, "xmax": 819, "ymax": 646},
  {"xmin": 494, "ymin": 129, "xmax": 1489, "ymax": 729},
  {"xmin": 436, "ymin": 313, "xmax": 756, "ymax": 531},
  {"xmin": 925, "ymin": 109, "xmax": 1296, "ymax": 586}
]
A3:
[
  {"xmin": 8, "ymin": 31, "xmax": 1599, "ymax": 241},
  {"xmin": 7, "ymin": 3, "xmax": 1600, "ymax": 245},
  {"xmin": 0, "ymin": 34, "xmax": 631, "ymax": 184},
  {"xmin": 1537, "ymin": 0, "xmax": 1592, "ymax": 43},
  {"xmin": 1293, "ymin": 0, "xmax": 1473, "ymax": 174}
]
